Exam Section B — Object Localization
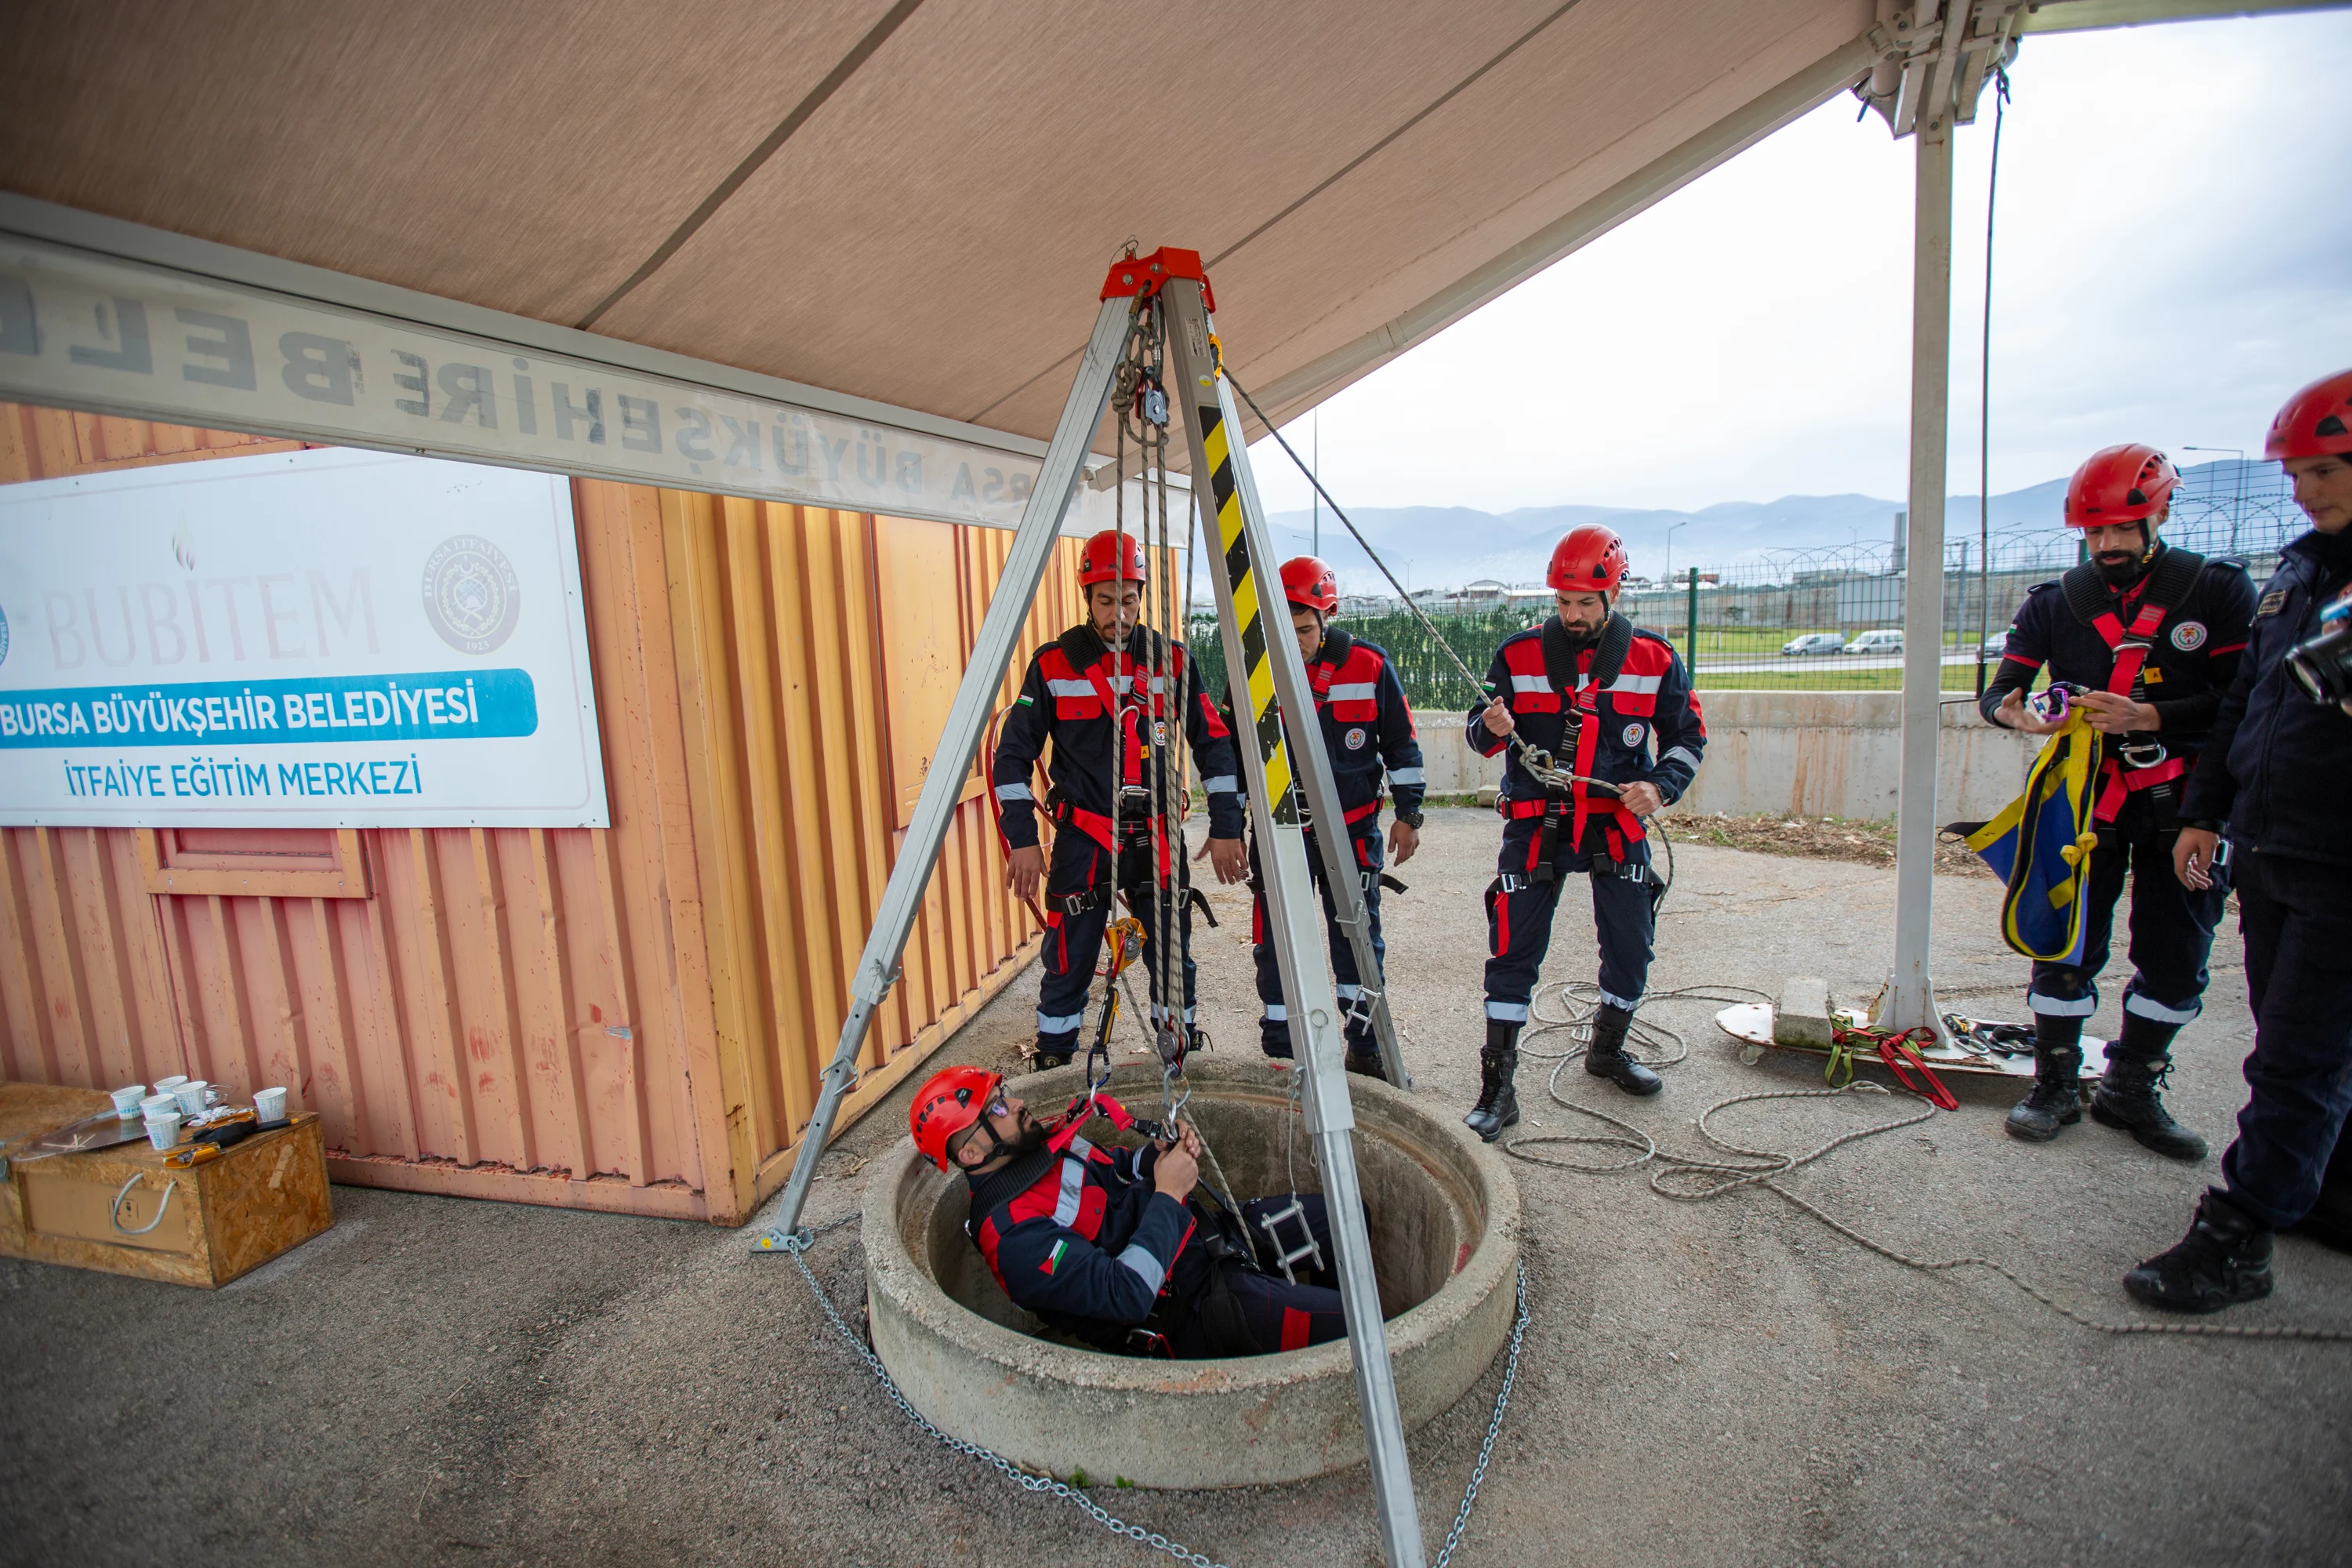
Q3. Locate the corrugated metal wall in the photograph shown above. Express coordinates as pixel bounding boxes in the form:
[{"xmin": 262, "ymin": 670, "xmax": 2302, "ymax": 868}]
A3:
[{"xmin": 0, "ymin": 404, "xmax": 1080, "ymax": 1223}]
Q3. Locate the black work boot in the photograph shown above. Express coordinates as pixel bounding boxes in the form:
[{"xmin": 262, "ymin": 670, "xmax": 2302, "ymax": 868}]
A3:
[
  {"xmin": 1463, "ymin": 1021, "xmax": 1521, "ymax": 1143},
  {"xmin": 1031, "ymin": 1036, "xmax": 1076, "ymax": 1070},
  {"xmin": 2124, "ymin": 1188, "xmax": 2274, "ymax": 1313},
  {"xmin": 2089, "ymin": 1018, "xmax": 2207, "ymax": 1161},
  {"xmin": 2005, "ymin": 1017, "xmax": 2083, "ymax": 1142},
  {"xmin": 1584, "ymin": 1003, "xmax": 1661, "ymax": 1097}
]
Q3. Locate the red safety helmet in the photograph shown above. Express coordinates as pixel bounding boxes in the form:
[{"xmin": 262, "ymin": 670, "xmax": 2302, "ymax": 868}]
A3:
[
  {"xmin": 2063, "ymin": 444, "xmax": 2178, "ymax": 529},
  {"xmin": 1547, "ymin": 525, "xmax": 1628, "ymax": 594},
  {"xmin": 909, "ymin": 1065, "xmax": 1003, "ymax": 1171},
  {"xmin": 1078, "ymin": 529, "xmax": 1149, "ymax": 586},
  {"xmin": 1279, "ymin": 555, "xmax": 1340, "ymax": 615},
  {"xmin": 2265, "ymin": 369, "xmax": 2352, "ymax": 461}
]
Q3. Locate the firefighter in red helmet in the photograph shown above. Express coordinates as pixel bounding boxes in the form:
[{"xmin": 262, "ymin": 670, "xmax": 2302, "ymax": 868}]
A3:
[
  {"xmin": 2125, "ymin": 369, "xmax": 2352, "ymax": 1313},
  {"xmin": 1240, "ymin": 556, "xmax": 1425, "ymax": 1072},
  {"xmin": 1978, "ymin": 445, "xmax": 2256, "ymax": 1158},
  {"xmin": 1463, "ymin": 525, "xmax": 1707, "ymax": 1140},
  {"xmin": 908, "ymin": 1065, "xmax": 1352, "ymax": 1356},
  {"xmin": 990, "ymin": 529, "xmax": 1247, "ymax": 1067}
]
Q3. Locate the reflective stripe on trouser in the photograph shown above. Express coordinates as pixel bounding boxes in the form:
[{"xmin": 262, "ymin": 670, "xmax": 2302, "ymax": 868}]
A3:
[
  {"xmin": 1164, "ymin": 1194, "xmax": 1350, "ymax": 1358},
  {"xmin": 2024, "ymin": 802, "xmax": 2227, "ymax": 1036},
  {"xmin": 1033, "ymin": 829, "xmax": 1198, "ymax": 1052},
  {"xmin": 1483, "ymin": 818, "xmax": 1653, "ymax": 1022},
  {"xmin": 1254, "ymin": 826, "xmax": 1385, "ymax": 1058},
  {"xmin": 2221, "ymin": 846, "xmax": 2352, "ymax": 1230}
]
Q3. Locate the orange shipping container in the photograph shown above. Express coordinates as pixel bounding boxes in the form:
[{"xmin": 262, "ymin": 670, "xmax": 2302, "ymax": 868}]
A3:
[{"xmin": 0, "ymin": 402, "xmax": 1103, "ymax": 1224}]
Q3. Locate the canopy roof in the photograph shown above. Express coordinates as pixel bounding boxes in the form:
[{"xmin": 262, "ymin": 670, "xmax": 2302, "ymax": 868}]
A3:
[{"xmin": 0, "ymin": 1, "xmax": 2323, "ymax": 458}]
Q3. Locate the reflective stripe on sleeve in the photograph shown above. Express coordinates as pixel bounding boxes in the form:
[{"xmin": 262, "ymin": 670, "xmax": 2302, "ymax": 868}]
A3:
[
  {"xmin": 1116, "ymin": 1243, "xmax": 1167, "ymax": 1294},
  {"xmin": 995, "ymin": 782, "xmax": 1034, "ymax": 802},
  {"xmin": 1660, "ymin": 747, "xmax": 1700, "ymax": 772},
  {"xmin": 1052, "ymin": 1157, "xmax": 1085, "ymax": 1226}
]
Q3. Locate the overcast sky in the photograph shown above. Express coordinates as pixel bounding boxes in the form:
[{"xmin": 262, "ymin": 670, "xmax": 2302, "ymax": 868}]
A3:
[{"xmin": 1243, "ymin": 9, "xmax": 2352, "ymax": 522}]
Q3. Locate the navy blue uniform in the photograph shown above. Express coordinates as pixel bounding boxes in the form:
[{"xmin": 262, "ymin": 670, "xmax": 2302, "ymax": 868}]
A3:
[
  {"xmin": 1978, "ymin": 549, "xmax": 2256, "ymax": 1033},
  {"xmin": 1468, "ymin": 619, "xmax": 1705, "ymax": 1021},
  {"xmin": 2180, "ymin": 528, "xmax": 2352, "ymax": 1230},
  {"xmin": 1246, "ymin": 630, "xmax": 1425, "ymax": 1058},
  {"xmin": 967, "ymin": 1134, "xmax": 1348, "ymax": 1357},
  {"xmin": 993, "ymin": 626, "xmax": 1244, "ymax": 1054}
]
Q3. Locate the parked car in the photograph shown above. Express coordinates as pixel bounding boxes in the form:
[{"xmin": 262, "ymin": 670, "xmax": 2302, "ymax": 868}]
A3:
[
  {"xmin": 1981, "ymin": 633, "xmax": 2011, "ymax": 655},
  {"xmin": 1843, "ymin": 630, "xmax": 1904, "ymax": 655},
  {"xmin": 1780, "ymin": 632, "xmax": 1846, "ymax": 657}
]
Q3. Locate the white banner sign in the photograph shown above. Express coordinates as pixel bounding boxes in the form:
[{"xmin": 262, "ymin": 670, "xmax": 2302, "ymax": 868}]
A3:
[
  {"xmin": 0, "ymin": 448, "xmax": 608, "ymax": 827},
  {"xmin": 0, "ymin": 232, "xmax": 1047, "ymax": 528}
]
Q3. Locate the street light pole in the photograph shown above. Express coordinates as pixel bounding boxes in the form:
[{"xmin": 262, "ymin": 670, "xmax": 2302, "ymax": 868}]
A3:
[{"xmin": 1664, "ymin": 517, "xmax": 1689, "ymax": 586}]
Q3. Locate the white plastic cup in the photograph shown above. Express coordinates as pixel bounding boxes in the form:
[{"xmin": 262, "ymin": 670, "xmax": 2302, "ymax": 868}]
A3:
[
  {"xmin": 252, "ymin": 1087, "xmax": 289, "ymax": 1123},
  {"xmin": 154, "ymin": 1075, "xmax": 189, "ymax": 1094},
  {"xmin": 144, "ymin": 1111, "xmax": 181, "ymax": 1151},
  {"xmin": 111, "ymin": 1084, "xmax": 147, "ymax": 1117},
  {"xmin": 172, "ymin": 1080, "xmax": 209, "ymax": 1117}
]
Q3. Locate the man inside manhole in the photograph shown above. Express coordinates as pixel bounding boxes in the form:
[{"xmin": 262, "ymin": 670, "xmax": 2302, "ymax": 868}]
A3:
[{"xmin": 912, "ymin": 1066, "xmax": 1351, "ymax": 1358}]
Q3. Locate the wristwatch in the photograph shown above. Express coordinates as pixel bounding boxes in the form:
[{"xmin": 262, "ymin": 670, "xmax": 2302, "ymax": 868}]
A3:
[{"xmin": 1394, "ymin": 809, "xmax": 1425, "ymax": 829}]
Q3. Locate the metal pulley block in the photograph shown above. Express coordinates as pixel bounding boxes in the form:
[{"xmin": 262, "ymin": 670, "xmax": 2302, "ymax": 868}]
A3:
[{"xmin": 1142, "ymin": 385, "xmax": 1169, "ymax": 426}]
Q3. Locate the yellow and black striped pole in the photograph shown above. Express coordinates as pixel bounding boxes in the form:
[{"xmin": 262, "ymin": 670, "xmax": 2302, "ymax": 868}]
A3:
[{"xmin": 1161, "ymin": 276, "xmax": 1425, "ymax": 1568}]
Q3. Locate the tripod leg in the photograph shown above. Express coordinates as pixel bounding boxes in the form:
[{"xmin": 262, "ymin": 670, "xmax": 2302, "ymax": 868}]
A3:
[
  {"xmin": 755, "ymin": 296, "xmax": 1134, "ymax": 1250},
  {"xmin": 1163, "ymin": 278, "xmax": 1427, "ymax": 1568}
]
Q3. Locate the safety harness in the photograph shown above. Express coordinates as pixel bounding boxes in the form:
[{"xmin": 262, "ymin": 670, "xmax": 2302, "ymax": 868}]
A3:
[
  {"xmin": 1506, "ymin": 612, "xmax": 1652, "ymax": 886},
  {"xmin": 2056, "ymin": 546, "xmax": 2203, "ymax": 834}
]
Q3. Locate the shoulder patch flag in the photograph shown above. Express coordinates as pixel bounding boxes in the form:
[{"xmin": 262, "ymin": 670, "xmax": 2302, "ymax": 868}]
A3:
[{"xmin": 1042, "ymin": 1239, "xmax": 1068, "ymax": 1275}]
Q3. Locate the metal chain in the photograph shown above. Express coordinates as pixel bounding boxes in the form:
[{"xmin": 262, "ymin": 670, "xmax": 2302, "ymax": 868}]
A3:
[
  {"xmin": 777, "ymin": 1218, "xmax": 1540, "ymax": 1564},
  {"xmin": 1432, "ymin": 1259, "xmax": 1529, "ymax": 1568},
  {"xmin": 777, "ymin": 1217, "xmax": 1233, "ymax": 1568}
]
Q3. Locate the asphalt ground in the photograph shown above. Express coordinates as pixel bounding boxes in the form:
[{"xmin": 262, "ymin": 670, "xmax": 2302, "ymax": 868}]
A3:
[{"xmin": 4, "ymin": 806, "xmax": 2348, "ymax": 1568}]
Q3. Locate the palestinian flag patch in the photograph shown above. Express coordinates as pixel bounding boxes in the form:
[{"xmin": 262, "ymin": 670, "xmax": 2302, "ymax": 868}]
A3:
[
  {"xmin": 1041, "ymin": 1240, "xmax": 1069, "ymax": 1275},
  {"xmin": 1017, "ymin": 693, "xmax": 1036, "ymax": 706}
]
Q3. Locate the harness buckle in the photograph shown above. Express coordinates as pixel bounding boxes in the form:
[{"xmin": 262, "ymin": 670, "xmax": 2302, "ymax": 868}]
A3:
[{"xmin": 2116, "ymin": 738, "xmax": 2167, "ymax": 771}]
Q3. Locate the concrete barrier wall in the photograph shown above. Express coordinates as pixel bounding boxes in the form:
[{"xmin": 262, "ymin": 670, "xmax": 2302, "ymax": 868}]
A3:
[{"xmin": 1409, "ymin": 691, "xmax": 2038, "ymax": 822}]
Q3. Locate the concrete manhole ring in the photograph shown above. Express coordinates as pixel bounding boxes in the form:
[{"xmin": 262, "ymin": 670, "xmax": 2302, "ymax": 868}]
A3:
[{"xmin": 864, "ymin": 1054, "xmax": 1521, "ymax": 1489}]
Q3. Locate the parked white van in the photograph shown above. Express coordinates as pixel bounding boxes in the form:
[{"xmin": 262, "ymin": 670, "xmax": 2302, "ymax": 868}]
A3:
[{"xmin": 1843, "ymin": 630, "xmax": 1904, "ymax": 655}]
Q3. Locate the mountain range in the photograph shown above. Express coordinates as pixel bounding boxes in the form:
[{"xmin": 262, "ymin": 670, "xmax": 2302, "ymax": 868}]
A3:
[{"xmin": 1241, "ymin": 458, "xmax": 2268, "ymax": 594}]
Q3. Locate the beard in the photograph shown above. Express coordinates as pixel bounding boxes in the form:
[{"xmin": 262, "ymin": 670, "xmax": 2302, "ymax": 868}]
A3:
[
  {"xmin": 1001, "ymin": 1114, "xmax": 1050, "ymax": 1159},
  {"xmin": 2095, "ymin": 552, "xmax": 2145, "ymax": 586}
]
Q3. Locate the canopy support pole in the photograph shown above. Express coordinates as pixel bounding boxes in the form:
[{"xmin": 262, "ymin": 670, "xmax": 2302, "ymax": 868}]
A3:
[{"xmin": 1880, "ymin": 112, "xmax": 1956, "ymax": 1040}]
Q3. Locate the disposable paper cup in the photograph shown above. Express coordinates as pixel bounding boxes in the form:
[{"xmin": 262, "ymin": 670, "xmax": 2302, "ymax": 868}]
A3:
[
  {"xmin": 172, "ymin": 1080, "xmax": 209, "ymax": 1117},
  {"xmin": 111, "ymin": 1084, "xmax": 147, "ymax": 1116},
  {"xmin": 252, "ymin": 1087, "xmax": 289, "ymax": 1123},
  {"xmin": 139, "ymin": 1094, "xmax": 178, "ymax": 1120},
  {"xmin": 154, "ymin": 1075, "xmax": 189, "ymax": 1094},
  {"xmin": 144, "ymin": 1112, "xmax": 181, "ymax": 1151}
]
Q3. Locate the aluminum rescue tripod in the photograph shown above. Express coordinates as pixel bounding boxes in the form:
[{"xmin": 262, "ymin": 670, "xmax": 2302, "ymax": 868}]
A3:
[{"xmin": 757, "ymin": 248, "xmax": 1426, "ymax": 1566}]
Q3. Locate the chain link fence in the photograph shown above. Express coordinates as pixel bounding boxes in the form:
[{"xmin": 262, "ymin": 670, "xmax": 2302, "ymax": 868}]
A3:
[{"xmin": 1192, "ymin": 463, "xmax": 2306, "ymax": 703}]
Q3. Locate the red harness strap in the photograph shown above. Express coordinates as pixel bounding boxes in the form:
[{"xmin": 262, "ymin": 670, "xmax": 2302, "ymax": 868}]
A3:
[{"xmin": 2085, "ymin": 587, "xmax": 2176, "ymax": 826}]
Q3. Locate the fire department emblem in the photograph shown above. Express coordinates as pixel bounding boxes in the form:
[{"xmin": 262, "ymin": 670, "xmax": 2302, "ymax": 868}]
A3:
[
  {"xmin": 1622, "ymin": 722, "xmax": 1646, "ymax": 747},
  {"xmin": 1344, "ymin": 726, "xmax": 1367, "ymax": 750},
  {"xmin": 2170, "ymin": 620, "xmax": 2207, "ymax": 652},
  {"xmin": 1152, "ymin": 719, "xmax": 1169, "ymax": 745},
  {"xmin": 422, "ymin": 534, "xmax": 522, "ymax": 655}
]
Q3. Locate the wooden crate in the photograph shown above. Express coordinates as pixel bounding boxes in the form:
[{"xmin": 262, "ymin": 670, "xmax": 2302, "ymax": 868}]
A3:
[{"xmin": 0, "ymin": 1083, "xmax": 333, "ymax": 1287}]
